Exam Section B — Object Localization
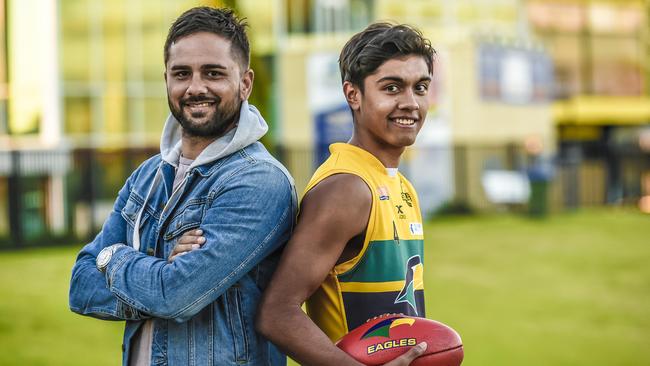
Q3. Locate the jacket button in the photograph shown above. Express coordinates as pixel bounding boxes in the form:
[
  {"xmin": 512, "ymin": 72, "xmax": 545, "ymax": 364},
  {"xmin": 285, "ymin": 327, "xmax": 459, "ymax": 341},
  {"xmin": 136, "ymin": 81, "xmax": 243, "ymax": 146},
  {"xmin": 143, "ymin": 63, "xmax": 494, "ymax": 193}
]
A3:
[{"xmin": 125, "ymin": 308, "xmax": 133, "ymax": 318}]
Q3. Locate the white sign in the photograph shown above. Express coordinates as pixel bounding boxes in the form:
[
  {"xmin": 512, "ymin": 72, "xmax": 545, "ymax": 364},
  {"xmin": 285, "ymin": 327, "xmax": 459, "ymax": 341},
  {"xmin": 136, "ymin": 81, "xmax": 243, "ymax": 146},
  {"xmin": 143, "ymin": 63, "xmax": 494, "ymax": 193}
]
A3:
[{"xmin": 481, "ymin": 170, "xmax": 530, "ymax": 204}]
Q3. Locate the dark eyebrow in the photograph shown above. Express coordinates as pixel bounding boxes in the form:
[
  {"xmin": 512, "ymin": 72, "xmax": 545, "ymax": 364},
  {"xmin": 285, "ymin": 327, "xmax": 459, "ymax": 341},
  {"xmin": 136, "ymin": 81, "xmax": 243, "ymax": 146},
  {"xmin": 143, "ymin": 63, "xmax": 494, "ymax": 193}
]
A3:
[
  {"xmin": 170, "ymin": 65, "xmax": 191, "ymax": 71},
  {"xmin": 169, "ymin": 64, "xmax": 228, "ymax": 71},
  {"xmin": 376, "ymin": 76, "xmax": 404, "ymax": 84},
  {"xmin": 201, "ymin": 64, "xmax": 227, "ymax": 70},
  {"xmin": 376, "ymin": 75, "xmax": 432, "ymax": 84}
]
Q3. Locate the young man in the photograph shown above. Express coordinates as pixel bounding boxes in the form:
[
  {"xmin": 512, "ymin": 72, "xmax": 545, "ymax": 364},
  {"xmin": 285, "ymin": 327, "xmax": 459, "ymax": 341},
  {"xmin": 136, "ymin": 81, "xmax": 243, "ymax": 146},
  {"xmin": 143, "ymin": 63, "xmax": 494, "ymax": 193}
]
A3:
[
  {"xmin": 69, "ymin": 7, "xmax": 296, "ymax": 365},
  {"xmin": 256, "ymin": 23, "xmax": 435, "ymax": 365}
]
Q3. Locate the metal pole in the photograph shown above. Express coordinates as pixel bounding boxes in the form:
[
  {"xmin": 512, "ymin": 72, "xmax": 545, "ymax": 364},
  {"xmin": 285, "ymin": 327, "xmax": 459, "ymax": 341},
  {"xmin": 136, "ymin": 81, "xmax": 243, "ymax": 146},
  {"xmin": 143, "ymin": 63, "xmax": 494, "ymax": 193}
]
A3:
[{"xmin": 8, "ymin": 150, "xmax": 23, "ymax": 247}]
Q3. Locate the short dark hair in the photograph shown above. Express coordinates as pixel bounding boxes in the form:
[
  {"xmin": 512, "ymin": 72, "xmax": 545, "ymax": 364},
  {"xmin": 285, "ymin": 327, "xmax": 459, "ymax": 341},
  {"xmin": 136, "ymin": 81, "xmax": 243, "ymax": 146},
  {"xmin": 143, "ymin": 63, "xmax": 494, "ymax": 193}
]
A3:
[
  {"xmin": 339, "ymin": 23, "xmax": 435, "ymax": 91},
  {"xmin": 164, "ymin": 7, "xmax": 250, "ymax": 68}
]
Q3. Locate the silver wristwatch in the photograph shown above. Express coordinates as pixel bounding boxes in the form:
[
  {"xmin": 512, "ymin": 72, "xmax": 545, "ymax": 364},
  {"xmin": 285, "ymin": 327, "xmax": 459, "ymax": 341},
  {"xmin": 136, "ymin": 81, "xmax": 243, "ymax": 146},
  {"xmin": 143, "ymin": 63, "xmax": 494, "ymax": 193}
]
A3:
[{"xmin": 96, "ymin": 244, "xmax": 126, "ymax": 273}]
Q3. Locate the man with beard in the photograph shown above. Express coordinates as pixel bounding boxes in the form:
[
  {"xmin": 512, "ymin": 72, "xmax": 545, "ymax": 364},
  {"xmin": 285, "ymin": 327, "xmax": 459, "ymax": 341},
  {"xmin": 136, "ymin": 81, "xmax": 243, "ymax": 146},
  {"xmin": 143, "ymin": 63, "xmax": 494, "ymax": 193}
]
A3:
[{"xmin": 69, "ymin": 7, "xmax": 296, "ymax": 366}]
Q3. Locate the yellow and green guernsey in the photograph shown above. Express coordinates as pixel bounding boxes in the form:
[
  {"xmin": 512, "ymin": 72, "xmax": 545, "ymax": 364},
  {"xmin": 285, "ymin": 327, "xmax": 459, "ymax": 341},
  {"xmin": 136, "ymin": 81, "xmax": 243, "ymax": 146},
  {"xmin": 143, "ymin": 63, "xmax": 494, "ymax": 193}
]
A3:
[{"xmin": 305, "ymin": 143, "xmax": 426, "ymax": 342}]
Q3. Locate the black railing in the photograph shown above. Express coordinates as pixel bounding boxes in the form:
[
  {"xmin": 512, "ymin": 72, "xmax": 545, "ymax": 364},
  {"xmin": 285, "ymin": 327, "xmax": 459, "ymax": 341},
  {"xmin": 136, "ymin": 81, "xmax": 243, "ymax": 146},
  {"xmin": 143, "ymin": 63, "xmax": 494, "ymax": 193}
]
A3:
[{"xmin": 0, "ymin": 143, "xmax": 646, "ymax": 249}]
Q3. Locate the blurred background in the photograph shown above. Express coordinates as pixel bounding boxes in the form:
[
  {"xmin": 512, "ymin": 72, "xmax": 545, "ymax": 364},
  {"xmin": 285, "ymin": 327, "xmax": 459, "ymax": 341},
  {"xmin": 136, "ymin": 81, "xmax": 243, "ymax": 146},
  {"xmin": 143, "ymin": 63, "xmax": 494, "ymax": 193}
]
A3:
[
  {"xmin": 0, "ymin": 0, "xmax": 648, "ymax": 365},
  {"xmin": 1, "ymin": 0, "xmax": 649, "ymax": 247}
]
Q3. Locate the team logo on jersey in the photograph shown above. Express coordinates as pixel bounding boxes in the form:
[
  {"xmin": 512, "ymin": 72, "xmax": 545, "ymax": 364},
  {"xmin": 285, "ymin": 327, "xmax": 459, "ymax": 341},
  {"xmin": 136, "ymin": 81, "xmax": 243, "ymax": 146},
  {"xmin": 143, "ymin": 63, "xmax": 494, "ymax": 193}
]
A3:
[
  {"xmin": 377, "ymin": 186, "xmax": 390, "ymax": 201},
  {"xmin": 409, "ymin": 222, "xmax": 423, "ymax": 235},
  {"xmin": 401, "ymin": 192, "xmax": 413, "ymax": 207},
  {"xmin": 394, "ymin": 255, "xmax": 424, "ymax": 314},
  {"xmin": 399, "ymin": 180, "xmax": 413, "ymax": 207},
  {"xmin": 360, "ymin": 317, "xmax": 416, "ymax": 339}
]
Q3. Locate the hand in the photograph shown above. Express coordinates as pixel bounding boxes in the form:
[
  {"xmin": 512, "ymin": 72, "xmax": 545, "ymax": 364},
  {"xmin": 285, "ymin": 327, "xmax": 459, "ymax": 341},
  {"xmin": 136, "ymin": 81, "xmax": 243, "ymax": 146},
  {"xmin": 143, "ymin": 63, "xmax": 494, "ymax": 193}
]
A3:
[
  {"xmin": 382, "ymin": 342, "xmax": 427, "ymax": 366},
  {"xmin": 168, "ymin": 229, "xmax": 205, "ymax": 262}
]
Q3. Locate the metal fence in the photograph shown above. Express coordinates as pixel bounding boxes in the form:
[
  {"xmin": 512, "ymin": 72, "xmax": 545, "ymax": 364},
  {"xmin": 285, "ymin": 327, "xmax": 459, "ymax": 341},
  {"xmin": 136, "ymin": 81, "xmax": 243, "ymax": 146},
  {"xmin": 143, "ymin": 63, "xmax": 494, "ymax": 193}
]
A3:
[{"xmin": 0, "ymin": 143, "xmax": 646, "ymax": 248}]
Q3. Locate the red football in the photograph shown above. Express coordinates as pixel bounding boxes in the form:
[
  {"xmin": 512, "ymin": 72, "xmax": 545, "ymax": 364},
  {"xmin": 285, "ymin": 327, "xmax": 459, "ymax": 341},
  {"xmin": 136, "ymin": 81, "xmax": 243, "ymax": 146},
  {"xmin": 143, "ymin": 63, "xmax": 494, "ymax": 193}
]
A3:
[{"xmin": 336, "ymin": 314, "xmax": 463, "ymax": 366}]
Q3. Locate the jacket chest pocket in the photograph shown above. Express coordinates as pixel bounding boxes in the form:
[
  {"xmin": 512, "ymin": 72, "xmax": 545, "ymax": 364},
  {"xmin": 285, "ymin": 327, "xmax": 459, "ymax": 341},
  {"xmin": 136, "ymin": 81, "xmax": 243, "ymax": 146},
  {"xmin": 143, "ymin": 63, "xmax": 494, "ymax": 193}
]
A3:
[
  {"xmin": 121, "ymin": 194, "xmax": 152, "ymax": 247},
  {"xmin": 163, "ymin": 200, "xmax": 206, "ymax": 253}
]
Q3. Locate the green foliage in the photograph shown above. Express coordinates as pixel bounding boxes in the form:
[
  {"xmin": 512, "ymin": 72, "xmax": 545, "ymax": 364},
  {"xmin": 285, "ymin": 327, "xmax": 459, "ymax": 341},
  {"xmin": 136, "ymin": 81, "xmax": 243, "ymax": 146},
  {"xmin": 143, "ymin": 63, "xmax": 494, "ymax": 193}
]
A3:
[{"xmin": 1, "ymin": 209, "xmax": 649, "ymax": 365}]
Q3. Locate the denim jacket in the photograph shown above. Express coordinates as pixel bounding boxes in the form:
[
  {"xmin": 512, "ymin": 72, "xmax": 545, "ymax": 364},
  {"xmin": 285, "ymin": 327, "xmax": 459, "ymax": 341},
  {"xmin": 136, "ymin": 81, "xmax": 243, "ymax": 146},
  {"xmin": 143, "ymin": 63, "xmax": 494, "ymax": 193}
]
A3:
[{"xmin": 69, "ymin": 102, "xmax": 296, "ymax": 365}]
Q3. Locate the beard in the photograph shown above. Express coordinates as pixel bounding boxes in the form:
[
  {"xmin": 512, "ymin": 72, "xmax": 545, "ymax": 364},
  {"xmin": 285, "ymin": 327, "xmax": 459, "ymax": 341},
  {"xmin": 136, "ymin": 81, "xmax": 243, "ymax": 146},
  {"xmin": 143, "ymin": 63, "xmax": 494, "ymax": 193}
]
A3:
[{"xmin": 168, "ymin": 92, "xmax": 241, "ymax": 138}]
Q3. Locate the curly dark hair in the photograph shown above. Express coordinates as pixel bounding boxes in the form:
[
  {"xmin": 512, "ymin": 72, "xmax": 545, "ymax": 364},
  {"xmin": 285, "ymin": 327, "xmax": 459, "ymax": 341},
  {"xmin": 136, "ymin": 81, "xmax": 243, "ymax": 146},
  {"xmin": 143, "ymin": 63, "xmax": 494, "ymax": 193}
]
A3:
[
  {"xmin": 339, "ymin": 22, "xmax": 435, "ymax": 91},
  {"xmin": 164, "ymin": 7, "xmax": 250, "ymax": 68}
]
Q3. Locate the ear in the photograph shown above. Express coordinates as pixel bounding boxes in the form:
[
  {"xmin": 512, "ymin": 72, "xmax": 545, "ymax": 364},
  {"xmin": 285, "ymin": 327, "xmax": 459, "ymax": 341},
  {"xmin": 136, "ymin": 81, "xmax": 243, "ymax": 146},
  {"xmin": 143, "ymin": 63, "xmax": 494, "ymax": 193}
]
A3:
[
  {"xmin": 343, "ymin": 81, "xmax": 361, "ymax": 111},
  {"xmin": 239, "ymin": 68, "xmax": 254, "ymax": 100}
]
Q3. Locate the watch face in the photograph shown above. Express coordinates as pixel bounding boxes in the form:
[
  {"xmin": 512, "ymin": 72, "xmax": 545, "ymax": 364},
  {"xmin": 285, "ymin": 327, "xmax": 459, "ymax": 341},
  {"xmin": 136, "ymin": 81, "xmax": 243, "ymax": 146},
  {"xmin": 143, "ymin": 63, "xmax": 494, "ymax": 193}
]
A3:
[{"xmin": 97, "ymin": 247, "xmax": 112, "ymax": 269}]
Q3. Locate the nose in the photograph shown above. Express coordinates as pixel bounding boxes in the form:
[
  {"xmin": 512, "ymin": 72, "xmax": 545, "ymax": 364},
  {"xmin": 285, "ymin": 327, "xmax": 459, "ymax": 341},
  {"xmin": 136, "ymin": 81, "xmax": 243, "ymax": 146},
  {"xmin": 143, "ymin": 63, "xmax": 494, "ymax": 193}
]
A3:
[
  {"xmin": 397, "ymin": 89, "xmax": 419, "ymax": 111},
  {"xmin": 186, "ymin": 74, "xmax": 208, "ymax": 96}
]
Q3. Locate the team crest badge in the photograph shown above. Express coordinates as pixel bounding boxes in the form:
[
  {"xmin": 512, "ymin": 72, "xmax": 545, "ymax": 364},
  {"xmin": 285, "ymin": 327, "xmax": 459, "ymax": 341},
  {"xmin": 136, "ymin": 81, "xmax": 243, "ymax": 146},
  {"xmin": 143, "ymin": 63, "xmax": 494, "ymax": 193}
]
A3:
[
  {"xmin": 401, "ymin": 192, "xmax": 413, "ymax": 207},
  {"xmin": 394, "ymin": 255, "xmax": 424, "ymax": 314}
]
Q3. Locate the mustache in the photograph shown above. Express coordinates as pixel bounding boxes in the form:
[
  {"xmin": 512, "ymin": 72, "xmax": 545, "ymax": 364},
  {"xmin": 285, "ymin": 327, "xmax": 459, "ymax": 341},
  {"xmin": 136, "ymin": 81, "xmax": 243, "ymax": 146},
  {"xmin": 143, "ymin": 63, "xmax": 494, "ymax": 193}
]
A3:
[{"xmin": 181, "ymin": 96, "xmax": 220, "ymax": 105}]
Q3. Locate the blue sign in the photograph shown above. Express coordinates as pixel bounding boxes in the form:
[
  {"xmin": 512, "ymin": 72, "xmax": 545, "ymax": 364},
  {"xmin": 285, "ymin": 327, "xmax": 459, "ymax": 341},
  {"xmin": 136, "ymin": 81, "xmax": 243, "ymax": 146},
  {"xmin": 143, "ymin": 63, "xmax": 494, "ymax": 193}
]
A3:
[{"xmin": 314, "ymin": 104, "xmax": 353, "ymax": 166}]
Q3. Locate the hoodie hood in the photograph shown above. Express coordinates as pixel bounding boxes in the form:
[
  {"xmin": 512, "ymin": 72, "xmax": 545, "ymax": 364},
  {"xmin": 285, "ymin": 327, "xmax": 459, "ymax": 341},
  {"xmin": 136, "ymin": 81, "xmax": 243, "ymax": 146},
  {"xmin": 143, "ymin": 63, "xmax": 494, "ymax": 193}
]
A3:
[{"xmin": 159, "ymin": 100, "xmax": 268, "ymax": 168}]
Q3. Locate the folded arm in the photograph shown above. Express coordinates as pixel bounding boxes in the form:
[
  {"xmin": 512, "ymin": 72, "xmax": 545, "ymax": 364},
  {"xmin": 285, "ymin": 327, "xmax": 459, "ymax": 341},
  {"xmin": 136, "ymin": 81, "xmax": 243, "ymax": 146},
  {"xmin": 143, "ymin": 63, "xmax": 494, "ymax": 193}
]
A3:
[
  {"xmin": 104, "ymin": 163, "xmax": 295, "ymax": 323},
  {"xmin": 69, "ymin": 170, "xmax": 146, "ymax": 321}
]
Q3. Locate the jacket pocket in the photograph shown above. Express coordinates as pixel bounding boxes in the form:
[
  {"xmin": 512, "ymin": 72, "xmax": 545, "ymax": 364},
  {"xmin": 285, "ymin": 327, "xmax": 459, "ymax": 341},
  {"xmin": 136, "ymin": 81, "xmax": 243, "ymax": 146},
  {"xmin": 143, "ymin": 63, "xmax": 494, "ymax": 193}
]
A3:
[
  {"xmin": 163, "ymin": 199, "xmax": 206, "ymax": 241},
  {"xmin": 225, "ymin": 285, "xmax": 248, "ymax": 363},
  {"xmin": 121, "ymin": 193, "xmax": 151, "ymax": 245}
]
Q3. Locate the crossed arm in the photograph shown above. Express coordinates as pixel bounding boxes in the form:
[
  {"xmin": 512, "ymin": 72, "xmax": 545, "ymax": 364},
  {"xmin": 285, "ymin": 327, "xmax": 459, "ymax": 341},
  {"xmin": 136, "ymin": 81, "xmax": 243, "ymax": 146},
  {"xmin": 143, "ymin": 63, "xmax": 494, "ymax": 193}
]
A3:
[
  {"xmin": 70, "ymin": 164, "xmax": 294, "ymax": 323},
  {"xmin": 69, "ymin": 173, "xmax": 141, "ymax": 321}
]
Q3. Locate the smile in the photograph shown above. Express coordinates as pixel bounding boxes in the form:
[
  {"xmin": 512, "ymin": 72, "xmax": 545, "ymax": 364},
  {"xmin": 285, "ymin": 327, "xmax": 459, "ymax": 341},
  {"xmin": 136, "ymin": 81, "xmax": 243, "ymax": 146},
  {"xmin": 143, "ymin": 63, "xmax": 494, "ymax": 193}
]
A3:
[
  {"xmin": 184, "ymin": 101, "xmax": 215, "ymax": 108},
  {"xmin": 187, "ymin": 102, "xmax": 213, "ymax": 107},
  {"xmin": 392, "ymin": 118, "xmax": 417, "ymax": 126}
]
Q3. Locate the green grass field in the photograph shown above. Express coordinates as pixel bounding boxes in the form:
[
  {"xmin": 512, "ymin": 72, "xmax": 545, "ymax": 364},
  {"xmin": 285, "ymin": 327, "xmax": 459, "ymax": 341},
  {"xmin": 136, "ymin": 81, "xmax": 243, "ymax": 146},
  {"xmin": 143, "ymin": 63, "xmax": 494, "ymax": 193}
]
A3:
[{"xmin": 1, "ymin": 209, "xmax": 648, "ymax": 365}]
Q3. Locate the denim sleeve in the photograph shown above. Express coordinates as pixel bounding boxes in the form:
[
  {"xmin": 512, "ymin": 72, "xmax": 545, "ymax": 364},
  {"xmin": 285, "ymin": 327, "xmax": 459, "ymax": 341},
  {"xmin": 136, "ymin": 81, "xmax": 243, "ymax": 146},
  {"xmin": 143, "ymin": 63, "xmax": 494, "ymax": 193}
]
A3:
[
  {"xmin": 68, "ymin": 169, "xmax": 146, "ymax": 321},
  {"xmin": 104, "ymin": 162, "xmax": 295, "ymax": 323}
]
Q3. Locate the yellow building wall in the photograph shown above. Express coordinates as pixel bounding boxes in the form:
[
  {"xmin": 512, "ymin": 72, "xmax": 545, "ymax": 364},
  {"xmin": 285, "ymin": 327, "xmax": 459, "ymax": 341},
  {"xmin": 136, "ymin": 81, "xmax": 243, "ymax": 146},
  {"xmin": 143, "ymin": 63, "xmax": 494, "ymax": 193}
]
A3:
[
  {"xmin": 278, "ymin": 48, "xmax": 313, "ymax": 192},
  {"xmin": 8, "ymin": 0, "xmax": 49, "ymax": 134},
  {"xmin": 447, "ymin": 39, "xmax": 555, "ymax": 150},
  {"xmin": 278, "ymin": 36, "xmax": 352, "ymax": 192},
  {"xmin": 279, "ymin": 49, "xmax": 312, "ymax": 148}
]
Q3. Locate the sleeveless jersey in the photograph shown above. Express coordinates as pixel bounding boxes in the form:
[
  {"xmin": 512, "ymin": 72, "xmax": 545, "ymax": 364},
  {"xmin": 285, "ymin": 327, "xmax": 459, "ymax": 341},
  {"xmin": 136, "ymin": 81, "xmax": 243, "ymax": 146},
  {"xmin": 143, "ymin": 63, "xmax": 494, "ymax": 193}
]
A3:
[{"xmin": 304, "ymin": 143, "xmax": 425, "ymax": 341}]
